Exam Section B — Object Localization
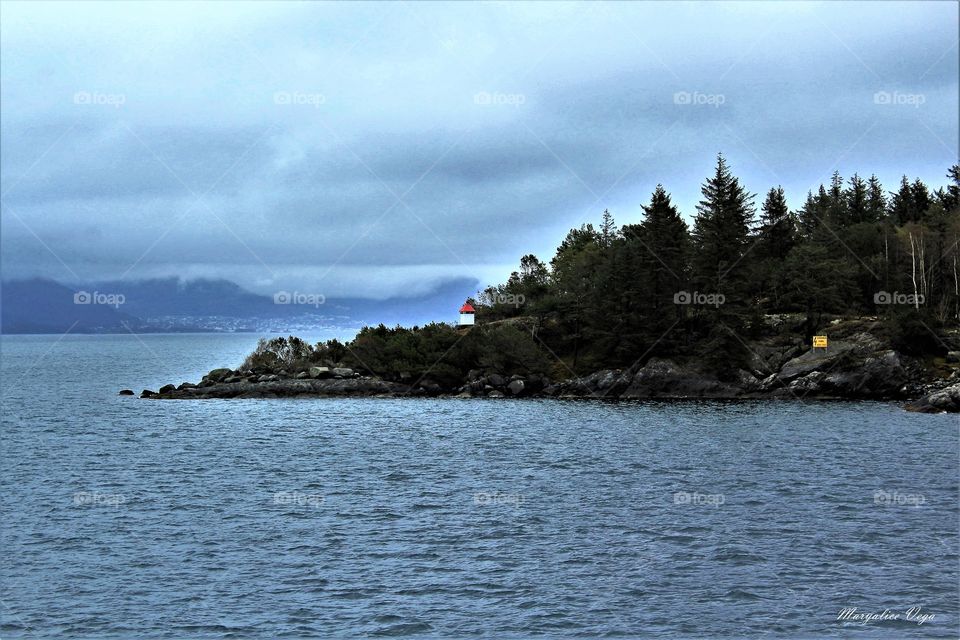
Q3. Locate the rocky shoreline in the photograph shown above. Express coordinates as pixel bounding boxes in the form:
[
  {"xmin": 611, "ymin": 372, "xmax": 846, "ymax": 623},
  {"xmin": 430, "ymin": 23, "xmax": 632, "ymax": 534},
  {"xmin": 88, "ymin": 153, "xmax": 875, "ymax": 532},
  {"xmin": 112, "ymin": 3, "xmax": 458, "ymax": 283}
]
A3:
[{"xmin": 129, "ymin": 330, "xmax": 960, "ymax": 412}]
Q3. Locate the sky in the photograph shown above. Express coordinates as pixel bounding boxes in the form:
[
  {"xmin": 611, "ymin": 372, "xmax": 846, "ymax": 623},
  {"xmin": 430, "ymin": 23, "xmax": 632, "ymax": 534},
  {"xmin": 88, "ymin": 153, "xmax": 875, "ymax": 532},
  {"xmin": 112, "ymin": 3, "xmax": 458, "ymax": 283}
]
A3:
[{"xmin": 1, "ymin": 0, "xmax": 957, "ymax": 300}]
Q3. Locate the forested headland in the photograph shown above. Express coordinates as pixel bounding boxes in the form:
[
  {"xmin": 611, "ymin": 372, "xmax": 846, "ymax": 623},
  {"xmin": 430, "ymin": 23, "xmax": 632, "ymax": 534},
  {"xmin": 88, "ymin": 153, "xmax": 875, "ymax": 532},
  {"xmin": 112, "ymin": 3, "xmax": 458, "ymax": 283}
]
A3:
[{"xmin": 147, "ymin": 156, "xmax": 960, "ymax": 407}]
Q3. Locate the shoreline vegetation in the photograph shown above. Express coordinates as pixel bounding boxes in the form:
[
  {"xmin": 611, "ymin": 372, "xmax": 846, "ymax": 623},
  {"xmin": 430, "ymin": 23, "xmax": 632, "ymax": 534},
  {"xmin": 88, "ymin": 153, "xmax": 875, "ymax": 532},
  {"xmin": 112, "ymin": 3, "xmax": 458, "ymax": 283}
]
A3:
[{"xmin": 135, "ymin": 157, "xmax": 960, "ymax": 413}]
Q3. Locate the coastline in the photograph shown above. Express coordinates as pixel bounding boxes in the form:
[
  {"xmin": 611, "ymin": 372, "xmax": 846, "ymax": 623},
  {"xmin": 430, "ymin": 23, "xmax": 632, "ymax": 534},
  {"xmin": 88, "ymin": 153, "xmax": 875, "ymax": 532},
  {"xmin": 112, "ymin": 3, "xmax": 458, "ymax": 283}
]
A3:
[{"xmin": 130, "ymin": 326, "xmax": 960, "ymax": 412}]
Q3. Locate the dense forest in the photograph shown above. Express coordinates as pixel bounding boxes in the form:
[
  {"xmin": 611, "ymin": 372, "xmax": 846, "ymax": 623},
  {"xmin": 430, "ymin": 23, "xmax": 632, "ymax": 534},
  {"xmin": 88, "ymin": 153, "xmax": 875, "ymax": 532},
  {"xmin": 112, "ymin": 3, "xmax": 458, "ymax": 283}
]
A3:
[{"xmin": 248, "ymin": 156, "xmax": 960, "ymax": 386}]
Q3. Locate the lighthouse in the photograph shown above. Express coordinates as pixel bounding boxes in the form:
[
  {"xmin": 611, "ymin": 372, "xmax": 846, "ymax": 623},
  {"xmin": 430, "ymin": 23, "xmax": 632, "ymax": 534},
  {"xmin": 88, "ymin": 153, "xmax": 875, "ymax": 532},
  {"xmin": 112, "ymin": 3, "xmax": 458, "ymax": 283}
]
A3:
[{"xmin": 458, "ymin": 302, "xmax": 475, "ymax": 326}]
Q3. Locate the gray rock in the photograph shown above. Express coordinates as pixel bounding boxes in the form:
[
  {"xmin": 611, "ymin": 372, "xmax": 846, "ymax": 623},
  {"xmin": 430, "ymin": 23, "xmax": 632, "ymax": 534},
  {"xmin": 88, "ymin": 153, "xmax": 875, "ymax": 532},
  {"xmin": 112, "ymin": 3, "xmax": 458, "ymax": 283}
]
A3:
[
  {"xmin": 332, "ymin": 367, "xmax": 354, "ymax": 378},
  {"xmin": 905, "ymin": 383, "xmax": 960, "ymax": 413},
  {"xmin": 487, "ymin": 374, "xmax": 506, "ymax": 388},
  {"xmin": 158, "ymin": 384, "xmax": 177, "ymax": 394},
  {"xmin": 204, "ymin": 368, "xmax": 233, "ymax": 383},
  {"xmin": 223, "ymin": 376, "xmax": 243, "ymax": 384},
  {"xmin": 295, "ymin": 371, "xmax": 310, "ymax": 379},
  {"xmin": 487, "ymin": 390, "xmax": 505, "ymax": 398},
  {"xmin": 118, "ymin": 389, "xmax": 134, "ymax": 395},
  {"xmin": 177, "ymin": 382, "xmax": 197, "ymax": 390},
  {"xmin": 777, "ymin": 342, "xmax": 857, "ymax": 382},
  {"xmin": 621, "ymin": 358, "xmax": 740, "ymax": 398},
  {"xmin": 140, "ymin": 389, "xmax": 156, "ymax": 398},
  {"xmin": 143, "ymin": 377, "xmax": 411, "ymax": 399},
  {"xmin": 507, "ymin": 379, "xmax": 526, "ymax": 396},
  {"xmin": 309, "ymin": 366, "xmax": 331, "ymax": 378}
]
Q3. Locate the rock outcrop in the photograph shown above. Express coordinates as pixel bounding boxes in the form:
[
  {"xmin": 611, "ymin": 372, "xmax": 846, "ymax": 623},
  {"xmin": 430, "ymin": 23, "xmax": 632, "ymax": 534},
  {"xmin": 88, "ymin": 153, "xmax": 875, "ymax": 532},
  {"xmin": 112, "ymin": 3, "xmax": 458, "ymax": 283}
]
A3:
[
  {"xmin": 905, "ymin": 383, "xmax": 960, "ymax": 413},
  {"xmin": 134, "ymin": 326, "xmax": 954, "ymax": 410}
]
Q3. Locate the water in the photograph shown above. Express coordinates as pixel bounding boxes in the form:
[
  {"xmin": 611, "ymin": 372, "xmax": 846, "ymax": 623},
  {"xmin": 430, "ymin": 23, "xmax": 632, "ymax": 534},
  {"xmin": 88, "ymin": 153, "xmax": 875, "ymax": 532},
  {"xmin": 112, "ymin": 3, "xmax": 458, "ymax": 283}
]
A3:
[{"xmin": 1, "ymin": 334, "xmax": 958, "ymax": 638}]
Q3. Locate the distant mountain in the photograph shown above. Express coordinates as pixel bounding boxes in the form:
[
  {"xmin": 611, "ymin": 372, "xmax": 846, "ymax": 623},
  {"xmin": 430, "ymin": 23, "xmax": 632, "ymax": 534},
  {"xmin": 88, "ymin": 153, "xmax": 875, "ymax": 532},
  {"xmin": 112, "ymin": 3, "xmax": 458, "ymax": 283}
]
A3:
[
  {"xmin": 0, "ymin": 279, "xmax": 139, "ymax": 333},
  {"xmin": 0, "ymin": 277, "xmax": 478, "ymax": 334}
]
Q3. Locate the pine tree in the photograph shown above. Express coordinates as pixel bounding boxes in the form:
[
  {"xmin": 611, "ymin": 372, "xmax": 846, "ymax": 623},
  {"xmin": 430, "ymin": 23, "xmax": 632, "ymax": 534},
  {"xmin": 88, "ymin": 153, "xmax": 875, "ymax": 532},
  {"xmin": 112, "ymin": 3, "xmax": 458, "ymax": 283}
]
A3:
[
  {"xmin": 845, "ymin": 173, "xmax": 868, "ymax": 224},
  {"xmin": 691, "ymin": 153, "xmax": 757, "ymax": 297},
  {"xmin": 826, "ymin": 171, "xmax": 848, "ymax": 227},
  {"xmin": 911, "ymin": 178, "xmax": 931, "ymax": 220},
  {"xmin": 638, "ymin": 185, "xmax": 689, "ymax": 312},
  {"xmin": 890, "ymin": 176, "xmax": 916, "ymax": 225},
  {"xmin": 866, "ymin": 174, "xmax": 886, "ymax": 222},
  {"xmin": 757, "ymin": 186, "xmax": 795, "ymax": 260},
  {"xmin": 599, "ymin": 209, "xmax": 617, "ymax": 247}
]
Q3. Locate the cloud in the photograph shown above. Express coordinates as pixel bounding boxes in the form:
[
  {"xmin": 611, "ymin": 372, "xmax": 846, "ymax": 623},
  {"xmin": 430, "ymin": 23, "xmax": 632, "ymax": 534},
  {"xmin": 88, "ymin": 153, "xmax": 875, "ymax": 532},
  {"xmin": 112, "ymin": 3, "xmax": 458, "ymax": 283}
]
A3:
[{"xmin": 1, "ymin": 1, "xmax": 957, "ymax": 299}]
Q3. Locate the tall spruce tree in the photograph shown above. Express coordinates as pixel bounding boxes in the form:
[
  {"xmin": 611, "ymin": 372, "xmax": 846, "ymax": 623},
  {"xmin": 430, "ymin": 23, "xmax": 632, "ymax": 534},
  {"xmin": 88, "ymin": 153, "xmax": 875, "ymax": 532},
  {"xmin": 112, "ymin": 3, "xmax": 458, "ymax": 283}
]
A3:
[
  {"xmin": 692, "ymin": 154, "xmax": 756, "ymax": 297},
  {"xmin": 866, "ymin": 174, "xmax": 887, "ymax": 222},
  {"xmin": 890, "ymin": 176, "xmax": 916, "ymax": 225},
  {"xmin": 845, "ymin": 173, "xmax": 868, "ymax": 224},
  {"xmin": 757, "ymin": 186, "xmax": 795, "ymax": 260}
]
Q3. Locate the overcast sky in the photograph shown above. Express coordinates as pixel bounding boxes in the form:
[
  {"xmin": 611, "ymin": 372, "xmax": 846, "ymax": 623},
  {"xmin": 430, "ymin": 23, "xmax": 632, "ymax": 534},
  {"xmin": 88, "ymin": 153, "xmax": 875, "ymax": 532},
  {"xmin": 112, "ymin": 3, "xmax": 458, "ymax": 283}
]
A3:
[{"xmin": 1, "ymin": 1, "xmax": 957, "ymax": 299}]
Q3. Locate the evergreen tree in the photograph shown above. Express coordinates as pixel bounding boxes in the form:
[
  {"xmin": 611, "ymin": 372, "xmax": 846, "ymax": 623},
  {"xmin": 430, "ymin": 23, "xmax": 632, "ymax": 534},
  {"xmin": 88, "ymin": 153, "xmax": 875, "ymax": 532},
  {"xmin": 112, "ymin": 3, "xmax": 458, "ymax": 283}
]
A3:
[
  {"xmin": 631, "ymin": 185, "xmax": 689, "ymax": 346},
  {"xmin": 599, "ymin": 209, "xmax": 617, "ymax": 247},
  {"xmin": 845, "ymin": 173, "xmax": 868, "ymax": 224},
  {"xmin": 757, "ymin": 186, "xmax": 795, "ymax": 260},
  {"xmin": 827, "ymin": 171, "xmax": 847, "ymax": 227},
  {"xmin": 691, "ymin": 153, "xmax": 756, "ymax": 298},
  {"xmin": 911, "ymin": 178, "xmax": 931, "ymax": 220},
  {"xmin": 866, "ymin": 174, "xmax": 887, "ymax": 222},
  {"xmin": 890, "ymin": 176, "xmax": 916, "ymax": 225}
]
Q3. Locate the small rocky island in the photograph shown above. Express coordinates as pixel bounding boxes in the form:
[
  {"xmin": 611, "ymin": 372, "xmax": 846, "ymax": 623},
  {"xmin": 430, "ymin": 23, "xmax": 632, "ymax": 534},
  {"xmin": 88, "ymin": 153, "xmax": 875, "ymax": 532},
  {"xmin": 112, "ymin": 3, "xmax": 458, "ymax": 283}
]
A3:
[
  {"xmin": 130, "ymin": 160, "xmax": 960, "ymax": 413},
  {"xmin": 132, "ymin": 317, "xmax": 960, "ymax": 412}
]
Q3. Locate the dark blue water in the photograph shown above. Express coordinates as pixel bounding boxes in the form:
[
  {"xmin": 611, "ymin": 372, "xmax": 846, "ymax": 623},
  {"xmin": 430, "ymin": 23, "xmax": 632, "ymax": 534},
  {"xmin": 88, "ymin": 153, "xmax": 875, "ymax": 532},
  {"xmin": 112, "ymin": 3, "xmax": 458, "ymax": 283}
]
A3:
[{"xmin": 1, "ymin": 334, "xmax": 958, "ymax": 638}]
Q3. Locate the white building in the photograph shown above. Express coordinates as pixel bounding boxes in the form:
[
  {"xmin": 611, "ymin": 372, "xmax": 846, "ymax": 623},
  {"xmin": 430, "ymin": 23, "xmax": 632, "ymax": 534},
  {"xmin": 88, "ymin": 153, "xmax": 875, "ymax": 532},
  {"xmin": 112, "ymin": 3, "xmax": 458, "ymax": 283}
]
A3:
[{"xmin": 459, "ymin": 302, "xmax": 475, "ymax": 326}]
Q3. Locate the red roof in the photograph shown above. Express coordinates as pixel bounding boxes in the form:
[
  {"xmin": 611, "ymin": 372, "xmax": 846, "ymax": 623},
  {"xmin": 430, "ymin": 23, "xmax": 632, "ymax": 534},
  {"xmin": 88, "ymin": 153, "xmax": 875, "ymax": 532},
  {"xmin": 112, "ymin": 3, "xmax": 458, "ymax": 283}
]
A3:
[{"xmin": 459, "ymin": 303, "xmax": 475, "ymax": 313}]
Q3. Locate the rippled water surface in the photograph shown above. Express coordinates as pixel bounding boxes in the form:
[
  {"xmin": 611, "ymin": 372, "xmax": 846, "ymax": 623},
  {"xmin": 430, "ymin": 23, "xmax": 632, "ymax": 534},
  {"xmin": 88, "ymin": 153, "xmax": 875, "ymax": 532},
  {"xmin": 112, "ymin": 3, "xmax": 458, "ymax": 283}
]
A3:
[{"xmin": 2, "ymin": 334, "xmax": 958, "ymax": 638}]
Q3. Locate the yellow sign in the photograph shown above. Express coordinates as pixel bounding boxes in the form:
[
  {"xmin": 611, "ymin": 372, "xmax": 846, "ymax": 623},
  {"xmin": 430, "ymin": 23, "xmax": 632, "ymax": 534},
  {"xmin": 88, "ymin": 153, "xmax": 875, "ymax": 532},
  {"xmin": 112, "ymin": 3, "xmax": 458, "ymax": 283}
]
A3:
[{"xmin": 813, "ymin": 335, "xmax": 828, "ymax": 348}]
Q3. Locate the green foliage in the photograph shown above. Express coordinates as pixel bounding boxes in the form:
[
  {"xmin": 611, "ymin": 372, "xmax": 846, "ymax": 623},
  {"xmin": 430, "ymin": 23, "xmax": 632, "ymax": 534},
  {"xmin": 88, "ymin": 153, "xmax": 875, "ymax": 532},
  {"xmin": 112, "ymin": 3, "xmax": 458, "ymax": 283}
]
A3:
[{"xmin": 243, "ymin": 160, "xmax": 959, "ymax": 384}]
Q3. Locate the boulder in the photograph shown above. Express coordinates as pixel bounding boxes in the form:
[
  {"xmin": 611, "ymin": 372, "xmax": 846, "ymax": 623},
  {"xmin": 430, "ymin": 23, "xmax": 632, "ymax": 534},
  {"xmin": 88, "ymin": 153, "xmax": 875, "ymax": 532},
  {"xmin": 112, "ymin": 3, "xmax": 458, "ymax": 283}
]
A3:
[
  {"xmin": 205, "ymin": 368, "xmax": 233, "ymax": 383},
  {"xmin": 418, "ymin": 381, "xmax": 442, "ymax": 396},
  {"xmin": 309, "ymin": 366, "xmax": 331, "ymax": 378},
  {"xmin": 621, "ymin": 358, "xmax": 740, "ymax": 398},
  {"xmin": 223, "ymin": 376, "xmax": 243, "ymax": 384},
  {"xmin": 332, "ymin": 367, "xmax": 354, "ymax": 378},
  {"xmin": 158, "ymin": 384, "xmax": 177, "ymax": 394},
  {"xmin": 777, "ymin": 342, "xmax": 857, "ymax": 382},
  {"xmin": 177, "ymin": 382, "xmax": 197, "ymax": 390},
  {"xmin": 139, "ymin": 389, "xmax": 156, "ymax": 398},
  {"xmin": 488, "ymin": 390, "xmax": 505, "ymax": 398},
  {"xmin": 118, "ymin": 389, "xmax": 134, "ymax": 396},
  {"xmin": 507, "ymin": 379, "xmax": 526, "ymax": 396},
  {"xmin": 487, "ymin": 374, "xmax": 507, "ymax": 388},
  {"xmin": 905, "ymin": 383, "xmax": 960, "ymax": 413},
  {"xmin": 295, "ymin": 371, "xmax": 310, "ymax": 379}
]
